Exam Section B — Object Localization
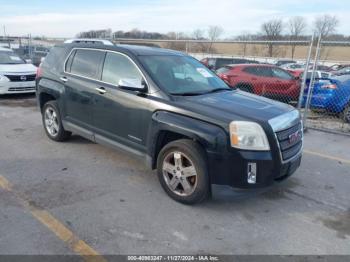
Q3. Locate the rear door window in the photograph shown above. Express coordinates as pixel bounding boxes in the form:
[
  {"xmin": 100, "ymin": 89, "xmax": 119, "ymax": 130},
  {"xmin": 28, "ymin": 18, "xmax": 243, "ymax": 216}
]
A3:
[
  {"xmin": 271, "ymin": 68, "xmax": 293, "ymax": 80},
  {"xmin": 70, "ymin": 49, "xmax": 105, "ymax": 79}
]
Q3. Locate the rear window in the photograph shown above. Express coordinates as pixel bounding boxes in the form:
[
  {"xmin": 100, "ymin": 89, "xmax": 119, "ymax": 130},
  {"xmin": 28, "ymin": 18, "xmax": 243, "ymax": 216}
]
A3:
[
  {"xmin": 43, "ymin": 46, "xmax": 64, "ymax": 67},
  {"xmin": 216, "ymin": 58, "xmax": 234, "ymax": 68},
  {"xmin": 69, "ymin": 49, "xmax": 105, "ymax": 79}
]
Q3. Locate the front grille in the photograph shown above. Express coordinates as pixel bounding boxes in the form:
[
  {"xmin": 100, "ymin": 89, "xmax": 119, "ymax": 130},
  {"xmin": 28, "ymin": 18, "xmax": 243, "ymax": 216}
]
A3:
[
  {"xmin": 275, "ymin": 122, "xmax": 303, "ymax": 161},
  {"xmin": 8, "ymin": 87, "xmax": 35, "ymax": 92},
  {"xmin": 5, "ymin": 74, "xmax": 36, "ymax": 82}
]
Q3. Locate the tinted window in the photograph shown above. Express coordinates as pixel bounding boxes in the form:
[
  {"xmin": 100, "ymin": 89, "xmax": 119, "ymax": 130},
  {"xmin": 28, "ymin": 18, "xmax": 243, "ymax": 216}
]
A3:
[
  {"xmin": 102, "ymin": 52, "xmax": 143, "ymax": 86},
  {"xmin": 244, "ymin": 66, "xmax": 272, "ymax": 77},
  {"xmin": 244, "ymin": 67, "xmax": 257, "ymax": 75},
  {"xmin": 70, "ymin": 49, "xmax": 105, "ymax": 79},
  {"xmin": 271, "ymin": 68, "xmax": 293, "ymax": 80},
  {"xmin": 216, "ymin": 58, "xmax": 234, "ymax": 68}
]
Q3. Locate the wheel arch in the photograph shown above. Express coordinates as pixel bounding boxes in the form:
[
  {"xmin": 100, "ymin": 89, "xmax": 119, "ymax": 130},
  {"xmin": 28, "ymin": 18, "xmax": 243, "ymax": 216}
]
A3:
[{"xmin": 147, "ymin": 111, "xmax": 227, "ymax": 169}]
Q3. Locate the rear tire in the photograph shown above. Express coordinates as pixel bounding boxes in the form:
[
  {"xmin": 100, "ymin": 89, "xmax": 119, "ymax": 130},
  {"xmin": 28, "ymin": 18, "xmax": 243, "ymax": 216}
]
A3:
[
  {"xmin": 156, "ymin": 139, "xmax": 210, "ymax": 205},
  {"xmin": 42, "ymin": 101, "xmax": 71, "ymax": 142},
  {"xmin": 341, "ymin": 104, "xmax": 350, "ymax": 123}
]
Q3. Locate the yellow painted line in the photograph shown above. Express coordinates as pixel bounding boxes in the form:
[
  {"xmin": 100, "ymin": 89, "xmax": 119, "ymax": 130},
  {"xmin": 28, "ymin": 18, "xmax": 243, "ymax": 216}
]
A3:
[
  {"xmin": 304, "ymin": 149, "xmax": 350, "ymax": 165},
  {"xmin": 0, "ymin": 175, "xmax": 107, "ymax": 262}
]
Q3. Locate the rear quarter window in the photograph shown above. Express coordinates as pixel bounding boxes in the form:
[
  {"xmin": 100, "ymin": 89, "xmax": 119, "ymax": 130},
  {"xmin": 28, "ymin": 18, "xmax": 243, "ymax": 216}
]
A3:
[
  {"xmin": 42, "ymin": 46, "xmax": 67, "ymax": 71},
  {"xmin": 70, "ymin": 49, "xmax": 106, "ymax": 79}
]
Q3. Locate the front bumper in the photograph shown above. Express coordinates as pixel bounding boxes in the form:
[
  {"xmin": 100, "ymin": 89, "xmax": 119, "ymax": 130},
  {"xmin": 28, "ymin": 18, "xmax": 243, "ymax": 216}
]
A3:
[
  {"xmin": 0, "ymin": 81, "xmax": 36, "ymax": 94},
  {"xmin": 208, "ymin": 149, "xmax": 301, "ymax": 189},
  {"xmin": 208, "ymin": 110, "xmax": 302, "ymax": 197}
]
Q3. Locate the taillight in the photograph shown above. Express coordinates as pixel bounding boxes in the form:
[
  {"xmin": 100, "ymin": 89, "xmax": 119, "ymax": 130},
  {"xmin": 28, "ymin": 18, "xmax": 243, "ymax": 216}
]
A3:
[
  {"xmin": 221, "ymin": 74, "xmax": 229, "ymax": 81},
  {"xmin": 36, "ymin": 66, "xmax": 43, "ymax": 79},
  {"xmin": 321, "ymin": 84, "xmax": 337, "ymax": 90}
]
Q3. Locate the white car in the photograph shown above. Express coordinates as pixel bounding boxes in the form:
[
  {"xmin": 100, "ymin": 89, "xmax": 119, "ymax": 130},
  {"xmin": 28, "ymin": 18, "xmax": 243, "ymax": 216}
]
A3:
[{"xmin": 0, "ymin": 47, "xmax": 37, "ymax": 94}]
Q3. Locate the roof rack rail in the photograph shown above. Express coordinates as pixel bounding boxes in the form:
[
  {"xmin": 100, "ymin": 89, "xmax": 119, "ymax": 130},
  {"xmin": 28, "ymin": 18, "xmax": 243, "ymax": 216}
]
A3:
[{"xmin": 64, "ymin": 38, "xmax": 114, "ymax": 46}]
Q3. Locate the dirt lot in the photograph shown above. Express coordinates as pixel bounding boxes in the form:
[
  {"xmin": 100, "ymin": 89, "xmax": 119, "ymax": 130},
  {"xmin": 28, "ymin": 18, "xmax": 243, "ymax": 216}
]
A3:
[{"xmin": 0, "ymin": 94, "xmax": 349, "ymax": 258}]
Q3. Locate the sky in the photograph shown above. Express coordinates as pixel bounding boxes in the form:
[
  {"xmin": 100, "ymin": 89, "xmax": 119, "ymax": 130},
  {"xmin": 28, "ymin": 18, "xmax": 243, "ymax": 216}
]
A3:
[{"xmin": 0, "ymin": 0, "xmax": 349, "ymax": 38}]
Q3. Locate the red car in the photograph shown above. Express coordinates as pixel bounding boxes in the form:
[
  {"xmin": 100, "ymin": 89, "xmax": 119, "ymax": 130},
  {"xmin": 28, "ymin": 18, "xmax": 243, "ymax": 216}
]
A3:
[{"xmin": 216, "ymin": 64, "xmax": 301, "ymax": 102}]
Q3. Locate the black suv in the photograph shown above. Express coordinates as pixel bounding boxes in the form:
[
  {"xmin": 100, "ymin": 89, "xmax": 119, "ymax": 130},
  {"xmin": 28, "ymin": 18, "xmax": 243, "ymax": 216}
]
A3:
[{"xmin": 36, "ymin": 39, "xmax": 303, "ymax": 204}]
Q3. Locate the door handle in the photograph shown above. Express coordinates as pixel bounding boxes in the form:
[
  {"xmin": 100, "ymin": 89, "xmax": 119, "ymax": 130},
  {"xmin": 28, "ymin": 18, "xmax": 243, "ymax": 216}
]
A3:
[
  {"xmin": 95, "ymin": 87, "xmax": 107, "ymax": 94},
  {"xmin": 60, "ymin": 76, "xmax": 68, "ymax": 82}
]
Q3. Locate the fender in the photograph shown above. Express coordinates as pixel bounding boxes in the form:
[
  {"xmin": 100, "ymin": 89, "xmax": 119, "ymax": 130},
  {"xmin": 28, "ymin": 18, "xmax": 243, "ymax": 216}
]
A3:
[
  {"xmin": 147, "ymin": 110, "xmax": 228, "ymax": 168},
  {"xmin": 36, "ymin": 78, "xmax": 65, "ymax": 110}
]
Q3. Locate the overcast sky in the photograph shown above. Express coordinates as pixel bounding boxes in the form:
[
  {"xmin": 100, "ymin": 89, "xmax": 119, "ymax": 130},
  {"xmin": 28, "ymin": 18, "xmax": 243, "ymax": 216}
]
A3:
[{"xmin": 0, "ymin": 0, "xmax": 349, "ymax": 38}]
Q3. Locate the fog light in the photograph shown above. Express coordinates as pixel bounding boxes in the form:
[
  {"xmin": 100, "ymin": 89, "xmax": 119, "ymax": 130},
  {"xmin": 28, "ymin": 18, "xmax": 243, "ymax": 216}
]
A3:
[{"xmin": 247, "ymin": 162, "xmax": 257, "ymax": 184}]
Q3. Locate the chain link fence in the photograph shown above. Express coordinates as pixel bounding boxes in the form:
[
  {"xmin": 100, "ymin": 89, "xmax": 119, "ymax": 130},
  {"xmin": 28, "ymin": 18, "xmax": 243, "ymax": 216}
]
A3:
[{"xmin": 2, "ymin": 36, "xmax": 349, "ymax": 134}]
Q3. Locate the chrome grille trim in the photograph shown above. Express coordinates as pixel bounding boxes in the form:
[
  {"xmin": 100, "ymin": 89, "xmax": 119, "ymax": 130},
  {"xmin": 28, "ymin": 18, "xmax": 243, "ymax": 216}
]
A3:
[{"xmin": 269, "ymin": 110, "xmax": 303, "ymax": 163}]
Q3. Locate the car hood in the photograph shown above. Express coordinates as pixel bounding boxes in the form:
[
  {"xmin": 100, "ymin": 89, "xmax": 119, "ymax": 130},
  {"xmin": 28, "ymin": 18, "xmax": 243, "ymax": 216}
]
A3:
[
  {"xmin": 0, "ymin": 63, "xmax": 37, "ymax": 74},
  {"xmin": 175, "ymin": 90, "xmax": 295, "ymax": 126}
]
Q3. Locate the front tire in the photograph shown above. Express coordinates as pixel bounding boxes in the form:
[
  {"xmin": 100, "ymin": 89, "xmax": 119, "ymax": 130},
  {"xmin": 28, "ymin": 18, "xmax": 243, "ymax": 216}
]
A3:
[
  {"xmin": 157, "ymin": 139, "xmax": 210, "ymax": 205},
  {"xmin": 42, "ymin": 101, "xmax": 71, "ymax": 142}
]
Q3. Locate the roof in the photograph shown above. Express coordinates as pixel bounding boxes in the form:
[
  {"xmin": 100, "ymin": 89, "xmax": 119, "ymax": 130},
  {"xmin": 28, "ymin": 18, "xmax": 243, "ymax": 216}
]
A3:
[
  {"xmin": 226, "ymin": 63, "xmax": 272, "ymax": 67},
  {"xmin": 60, "ymin": 42, "xmax": 185, "ymax": 56}
]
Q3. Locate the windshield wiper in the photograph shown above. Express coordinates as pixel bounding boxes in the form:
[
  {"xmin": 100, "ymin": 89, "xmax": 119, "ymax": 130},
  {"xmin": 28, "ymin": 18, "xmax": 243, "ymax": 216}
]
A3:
[
  {"xmin": 171, "ymin": 92, "xmax": 204, "ymax": 96},
  {"xmin": 201, "ymin": 88, "xmax": 232, "ymax": 94},
  {"xmin": 171, "ymin": 88, "xmax": 232, "ymax": 96}
]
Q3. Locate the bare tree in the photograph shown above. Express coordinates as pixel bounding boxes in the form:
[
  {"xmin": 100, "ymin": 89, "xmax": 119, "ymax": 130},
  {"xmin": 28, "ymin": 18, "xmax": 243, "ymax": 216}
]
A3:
[
  {"xmin": 288, "ymin": 16, "xmax": 307, "ymax": 59},
  {"xmin": 261, "ymin": 19, "xmax": 283, "ymax": 57},
  {"xmin": 207, "ymin": 25, "xmax": 223, "ymax": 53},
  {"xmin": 165, "ymin": 31, "xmax": 187, "ymax": 51},
  {"xmin": 191, "ymin": 29, "xmax": 208, "ymax": 52},
  {"xmin": 236, "ymin": 32, "xmax": 252, "ymax": 57},
  {"xmin": 314, "ymin": 14, "xmax": 339, "ymax": 39}
]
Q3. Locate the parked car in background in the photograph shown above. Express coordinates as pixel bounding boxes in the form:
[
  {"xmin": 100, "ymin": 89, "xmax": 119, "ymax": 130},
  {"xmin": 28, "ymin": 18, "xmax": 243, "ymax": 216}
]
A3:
[
  {"xmin": 302, "ymin": 78, "xmax": 350, "ymax": 123},
  {"xmin": 14, "ymin": 45, "xmax": 50, "ymax": 66},
  {"xmin": 302, "ymin": 71, "xmax": 333, "ymax": 80},
  {"xmin": 0, "ymin": 47, "xmax": 37, "ymax": 94},
  {"xmin": 287, "ymin": 69, "xmax": 332, "ymax": 79},
  {"xmin": 280, "ymin": 63, "xmax": 305, "ymax": 70},
  {"xmin": 314, "ymin": 65, "xmax": 332, "ymax": 72},
  {"xmin": 332, "ymin": 66, "xmax": 350, "ymax": 76},
  {"xmin": 330, "ymin": 64, "xmax": 350, "ymax": 71},
  {"xmin": 216, "ymin": 64, "xmax": 300, "ymax": 103},
  {"xmin": 200, "ymin": 57, "xmax": 257, "ymax": 70},
  {"xmin": 274, "ymin": 59, "xmax": 296, "ymax": 67}
]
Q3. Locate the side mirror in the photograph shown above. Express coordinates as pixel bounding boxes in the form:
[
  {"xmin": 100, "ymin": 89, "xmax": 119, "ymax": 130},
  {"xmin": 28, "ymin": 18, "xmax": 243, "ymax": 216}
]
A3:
[
  {"xmin": 40, "ymin": 57, "xmax": 45, "ymax": 63},
  {"xmin": 118, "ymin": 78, "xmax": 147, "ymax": 92},
  {"xmin": 25, "ymin": 59, "xmax": 33, "ymax": 64}
]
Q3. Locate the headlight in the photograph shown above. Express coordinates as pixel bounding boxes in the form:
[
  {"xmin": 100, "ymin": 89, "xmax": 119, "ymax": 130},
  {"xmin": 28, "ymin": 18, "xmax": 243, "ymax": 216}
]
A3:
[
  {"xmin": 0, "ymin": 75, "xmax": 9, "ymax": 82},
  {"xmin": 229, "ymin": 121, "xmax": 270, "ymax": 151}
]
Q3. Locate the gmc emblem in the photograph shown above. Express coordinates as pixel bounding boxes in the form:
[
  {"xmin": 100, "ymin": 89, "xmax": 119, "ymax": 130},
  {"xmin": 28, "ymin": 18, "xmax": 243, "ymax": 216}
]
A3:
[{"xmin": 289, "ymin": 130, "xmax": 301, "ymax": 144}]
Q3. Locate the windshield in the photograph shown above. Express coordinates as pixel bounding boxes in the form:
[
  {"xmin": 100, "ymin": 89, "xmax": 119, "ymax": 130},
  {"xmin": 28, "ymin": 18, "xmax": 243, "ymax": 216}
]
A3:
[
  {"xmin": 0, "ymin": 51, "xmax": 25, "ymax": 64},
  {"xmin": 139, "ymin": 55, "xmax": 229, "ymax": 95}
]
